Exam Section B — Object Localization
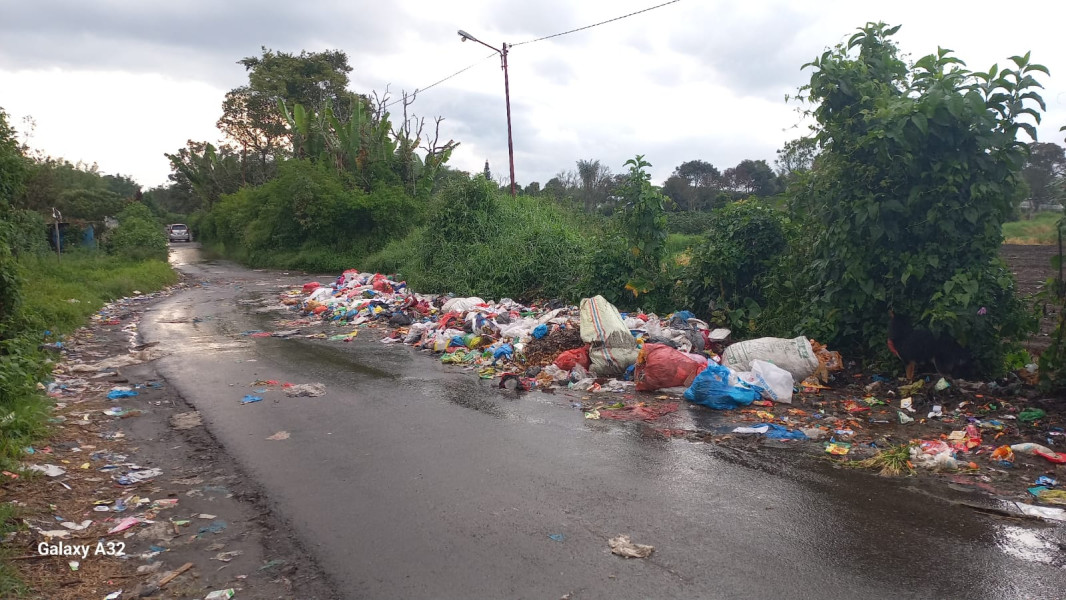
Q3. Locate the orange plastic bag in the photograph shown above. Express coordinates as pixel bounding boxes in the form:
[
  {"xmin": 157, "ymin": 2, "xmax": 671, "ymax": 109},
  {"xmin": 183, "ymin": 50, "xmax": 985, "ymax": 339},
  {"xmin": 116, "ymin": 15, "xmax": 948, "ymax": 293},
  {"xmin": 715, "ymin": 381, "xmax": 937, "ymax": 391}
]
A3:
[
  {"xmin": 634, "ymin": 343, "xmax": 706, "ymax": 392},
  {"xmin": 554, "ymin": 346, "xmax": 590, "ymax": 371}
]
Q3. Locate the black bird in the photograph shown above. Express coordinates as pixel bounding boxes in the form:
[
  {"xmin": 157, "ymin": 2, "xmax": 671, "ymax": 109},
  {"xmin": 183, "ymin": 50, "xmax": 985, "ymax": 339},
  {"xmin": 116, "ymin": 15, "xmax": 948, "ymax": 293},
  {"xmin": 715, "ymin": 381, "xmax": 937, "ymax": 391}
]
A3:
[{"xmin": 887, "ymin": 311, "xmax": 972, "ymax": 380}]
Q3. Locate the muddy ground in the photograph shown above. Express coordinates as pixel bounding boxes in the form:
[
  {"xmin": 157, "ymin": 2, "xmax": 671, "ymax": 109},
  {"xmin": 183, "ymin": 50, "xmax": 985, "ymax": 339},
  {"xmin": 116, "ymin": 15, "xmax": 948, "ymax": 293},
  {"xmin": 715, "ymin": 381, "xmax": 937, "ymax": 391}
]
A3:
[{"xmin": 3, "ymin": 283, "xmax": 337, "ymax": 599}]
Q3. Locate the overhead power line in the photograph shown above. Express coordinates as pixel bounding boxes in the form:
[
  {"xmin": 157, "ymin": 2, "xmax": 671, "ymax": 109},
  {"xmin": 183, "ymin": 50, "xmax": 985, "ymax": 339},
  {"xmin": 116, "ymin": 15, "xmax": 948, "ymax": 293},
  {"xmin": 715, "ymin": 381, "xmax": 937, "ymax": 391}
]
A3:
[
  {"xmin": 385, "ymin": 52, "xmax": 497, "ymax": 108},
  {"xmin": 510, "ymin": 0, "xmax": 682, "ymax": 47},
  {"xmin": 386, "ymin": 0, "xmax": 682, "ymax": 107}
]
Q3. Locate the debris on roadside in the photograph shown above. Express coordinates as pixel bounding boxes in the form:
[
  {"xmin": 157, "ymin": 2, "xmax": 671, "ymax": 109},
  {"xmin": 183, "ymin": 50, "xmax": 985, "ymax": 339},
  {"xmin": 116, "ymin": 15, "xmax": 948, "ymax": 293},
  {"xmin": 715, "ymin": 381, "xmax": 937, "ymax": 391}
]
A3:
[{"xmin": 608, "ymin": 534, "xmax": 655, "ymax": 558}]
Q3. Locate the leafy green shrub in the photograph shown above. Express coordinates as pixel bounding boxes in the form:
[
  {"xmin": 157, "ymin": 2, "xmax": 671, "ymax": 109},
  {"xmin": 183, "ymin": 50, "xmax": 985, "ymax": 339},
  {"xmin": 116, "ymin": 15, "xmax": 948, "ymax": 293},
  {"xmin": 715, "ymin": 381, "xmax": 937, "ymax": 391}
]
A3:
[
  {"xmin": 681, "ymin": 200, "xmax": 787, "ymax": 333},
  {"xmin": 792, "ymin": 23, "xmax": 1045, "ymax": 374},
  {"xmin": 2, "ymin": 209, "xmax": 48, "ymax": 257},
  {"xmin": 197, "ymin": 159, "xmax": 424, "ymax": 268},
  {"xmin": 666, "ymin": 211, "xmax": 715, "ymax": 235},
  {"xmin": 107, "ymin": 203, "xmax": 167, "ymax": 260},
  {"xmin": 373, "ymin": 179, "xmax": 592, "ymax": 301}
]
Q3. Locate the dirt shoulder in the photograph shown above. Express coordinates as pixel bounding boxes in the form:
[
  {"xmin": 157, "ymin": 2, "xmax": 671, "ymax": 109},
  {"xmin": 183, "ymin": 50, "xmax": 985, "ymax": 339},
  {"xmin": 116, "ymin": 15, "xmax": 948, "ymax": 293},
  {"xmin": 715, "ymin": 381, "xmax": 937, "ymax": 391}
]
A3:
[{"xmin": 2, "ymin": 282, "xmax": 337, "ymax": 599}]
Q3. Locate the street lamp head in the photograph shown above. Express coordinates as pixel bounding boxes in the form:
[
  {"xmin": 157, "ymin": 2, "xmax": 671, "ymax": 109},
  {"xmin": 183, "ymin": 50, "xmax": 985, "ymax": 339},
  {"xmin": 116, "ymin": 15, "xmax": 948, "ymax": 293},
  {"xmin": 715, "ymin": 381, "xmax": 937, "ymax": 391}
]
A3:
[{"xmin": 457, "ymin": 30, "xmax": 474, "ymax": 42}]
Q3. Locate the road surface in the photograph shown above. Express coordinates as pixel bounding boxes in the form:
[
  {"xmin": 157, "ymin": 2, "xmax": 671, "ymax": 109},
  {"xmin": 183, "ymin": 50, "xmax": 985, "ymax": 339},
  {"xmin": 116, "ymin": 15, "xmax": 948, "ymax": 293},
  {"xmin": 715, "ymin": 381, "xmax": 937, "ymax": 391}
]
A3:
[{"xmin": 140, "ymin": 243, "xmax": 1066, "ymax": 599}]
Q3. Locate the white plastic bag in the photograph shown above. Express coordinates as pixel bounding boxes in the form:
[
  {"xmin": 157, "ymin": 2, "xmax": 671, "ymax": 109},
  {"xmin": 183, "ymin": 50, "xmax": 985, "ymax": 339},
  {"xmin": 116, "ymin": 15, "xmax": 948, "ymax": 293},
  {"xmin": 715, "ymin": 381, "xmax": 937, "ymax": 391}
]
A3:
[
  {"xmin": 441, "ymin": 297, "xmax": 485, "ymax": 313},
  {"xmin": 751, "ymin": 359, "xmax": 793, "ymax": 404},
  {"xmin": 722, "ymin": 336, "xmax": 819, "ymax": 382}
]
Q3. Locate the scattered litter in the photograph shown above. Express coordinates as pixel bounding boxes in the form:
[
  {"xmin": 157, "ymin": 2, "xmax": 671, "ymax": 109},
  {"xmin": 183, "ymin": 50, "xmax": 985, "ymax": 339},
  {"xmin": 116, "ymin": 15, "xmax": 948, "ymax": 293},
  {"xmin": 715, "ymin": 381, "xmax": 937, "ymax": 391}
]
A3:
[
  {"xmin": 213, "ymin": 550, "xmax": 244, "ymax": 562},
  {"xmin": 548, "ymin": 533, "xmax": 566, "ymax": 542},
  {"xmin": 59, "ymin": 520, "xmax": 93, "ymax": 531},
  {"xmin": 107, "ymin": 517, "xmax": 140, "ymax": 534},
  {"xmin": 1019, "ymin": 408, "xmax": 1046, "ymax": 423},
  {"xmin": 115, "ymin": 468, "xmax": 163, "ymax": 485},
  {"xmin": 1012, "ymin": 502, "xmax": 1066, "ymax": 522},
  {"xmin": 198, "ymin": 520, "xmax": 228, "ymax": 535},
  {"xmin": 205, "ymin": 589, "xmax": 237, "ymax": 600},
  {"xmin": 26, "ymin": 464, "xmax": 66, "ymax": 477},
  {"xmin": 241, "ymin": 395, "xmax": 263, "ymax": 404},
  {"xmin": 266, "ymin": 431, "xmax": 290, "ymax": 440},
  {"xmin": 284, "ymin": 383, "xmax": 326, "ymax": 397},
  {"xmin": 608, "ymin": 534, "xmax": 654, "ymax": 558},
  {"xmin": 825, "ymin": 442, "xmax": 852, "ymax": 455},
  {"xmin": 106, "ymin": 388, "xmax": 139, "ymax": 400}
]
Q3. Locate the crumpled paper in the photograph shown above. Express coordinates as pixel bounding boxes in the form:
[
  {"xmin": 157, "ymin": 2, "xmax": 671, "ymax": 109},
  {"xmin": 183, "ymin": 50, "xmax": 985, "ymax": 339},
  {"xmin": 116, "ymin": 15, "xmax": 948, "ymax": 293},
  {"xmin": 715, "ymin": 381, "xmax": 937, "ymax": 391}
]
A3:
[{"xmin": 608, "ymin": 534, "xmax": 654, "ymax": 558}]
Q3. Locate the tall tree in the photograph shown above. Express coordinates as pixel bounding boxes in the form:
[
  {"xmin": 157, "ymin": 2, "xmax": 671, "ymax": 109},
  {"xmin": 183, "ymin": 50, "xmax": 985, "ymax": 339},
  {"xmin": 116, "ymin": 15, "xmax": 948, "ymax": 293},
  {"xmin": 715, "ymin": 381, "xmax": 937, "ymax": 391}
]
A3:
[
  {"xmin": 1021, "ymin": 142, "xmax": 1066, "ymax": 215},
  {"xmin": 670, "ymin": 160, "xmax": 722, "ymax": 211},
  {"xmin": 575, "ymin": 159, "xmax": 611, "ymax": 213},
  {"xmin": 775, "ymin": 137, "xmax": 819, "ymax": 178},
  {"xmin": 724, "ymin": 159, "xmax": 779, "ymax": 196},
  {"xmin": 217, "ymin": 48, "xmax": 359, "ymax": 166}
]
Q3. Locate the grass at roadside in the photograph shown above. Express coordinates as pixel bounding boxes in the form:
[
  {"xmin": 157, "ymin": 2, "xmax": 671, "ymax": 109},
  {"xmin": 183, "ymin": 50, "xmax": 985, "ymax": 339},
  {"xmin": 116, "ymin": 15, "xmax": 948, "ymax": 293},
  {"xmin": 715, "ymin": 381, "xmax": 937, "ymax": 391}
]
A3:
[
  {"xmin": 1002, "ymin": 212, "xmax": 1062, "ymax": 245},
  {"xmin": 0, "ymin": 503, "xmax": 26, "ymax": 596},
  {"xmin": 17, "ymin": 252, "xmax": 177, "ymax": 335},
  {"xmin": 0, "ymin": 251, "xmax": 176, "ymax": 594}
]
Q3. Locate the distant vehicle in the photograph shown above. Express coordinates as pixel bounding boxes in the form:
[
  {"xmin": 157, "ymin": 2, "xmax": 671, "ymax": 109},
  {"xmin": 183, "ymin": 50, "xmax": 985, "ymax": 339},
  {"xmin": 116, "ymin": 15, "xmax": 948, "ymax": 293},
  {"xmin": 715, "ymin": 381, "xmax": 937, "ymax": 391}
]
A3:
[{"xmin": 168, "ymin": 223, "xmax": 191, "ymax": 243}]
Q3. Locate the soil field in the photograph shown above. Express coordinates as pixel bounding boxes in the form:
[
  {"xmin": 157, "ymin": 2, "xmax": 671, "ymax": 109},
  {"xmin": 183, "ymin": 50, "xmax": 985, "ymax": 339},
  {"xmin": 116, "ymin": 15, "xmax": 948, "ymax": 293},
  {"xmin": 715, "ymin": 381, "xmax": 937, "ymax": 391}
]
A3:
[{"xmin": 1000, "ymin": 243, "xmax": 1059, "ymax": 355}]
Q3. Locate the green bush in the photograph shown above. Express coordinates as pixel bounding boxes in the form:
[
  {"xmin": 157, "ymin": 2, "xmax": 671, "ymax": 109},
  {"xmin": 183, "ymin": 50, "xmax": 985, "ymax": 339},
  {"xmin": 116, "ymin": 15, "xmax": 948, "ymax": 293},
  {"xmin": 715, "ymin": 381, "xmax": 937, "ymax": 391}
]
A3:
[
  {"xmin": 107, "ymin": 203, "xmax": 167, "ymax": 260},
  {"xmin": 367, "ymin": 178, "xmax": 593, "ymax": 301},
  {"xmin": 792, "ymin": 23, "xmax": 1045, "ymax": 374},
  {"xmin": 679, "ymin": 200, "xmax": 787, "ymax": 332},
  {"xmin": 197, "ymin": 159, "xmax": 423, "ymax": 268},
  {"xmin": 666, "ymin": 211, "xmax": 715, "ymax": 235}
]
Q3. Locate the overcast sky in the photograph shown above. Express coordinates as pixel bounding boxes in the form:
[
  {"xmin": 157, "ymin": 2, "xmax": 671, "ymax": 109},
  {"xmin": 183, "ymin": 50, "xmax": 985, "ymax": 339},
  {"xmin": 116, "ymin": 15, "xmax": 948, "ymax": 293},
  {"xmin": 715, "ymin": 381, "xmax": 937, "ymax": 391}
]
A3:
[{"xmin": 2, "ymin": 0, "xmax": 1064, "ymax": 189}]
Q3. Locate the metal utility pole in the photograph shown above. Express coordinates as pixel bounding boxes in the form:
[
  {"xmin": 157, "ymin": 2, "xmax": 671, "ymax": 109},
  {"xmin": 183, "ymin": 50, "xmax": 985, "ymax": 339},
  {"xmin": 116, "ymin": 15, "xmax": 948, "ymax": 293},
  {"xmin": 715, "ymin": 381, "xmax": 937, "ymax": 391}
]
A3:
[
  {"xmin": 458, "ymin": 29, "xmax": 516, "ymax": 197},
  {"xmin": 51, "ymin": 207, "xmax": 62, "ymax": 263}
]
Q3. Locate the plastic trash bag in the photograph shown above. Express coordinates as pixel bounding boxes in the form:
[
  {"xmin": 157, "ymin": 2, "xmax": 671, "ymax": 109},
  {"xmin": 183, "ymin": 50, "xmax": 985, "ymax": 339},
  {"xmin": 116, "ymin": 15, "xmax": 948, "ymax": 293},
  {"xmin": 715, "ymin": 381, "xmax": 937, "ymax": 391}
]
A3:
[
  {"xmin": 634, "ymin": 343, "xmax": 706, "ymax": 392},
  {"xmin": 532, "ymin": 324, "xmax": 549, "ymax": 339},
  {"xmin": 750, "ymin": 359, "xmax": 794, "ymax": 404},
  {"xmin": 722, "ymin": 336, "xmax": 819, "ymax": 382},
  {"xmin": 441, "ymin": 297, "xmax": 485, "ymax": 313},
  {"xmin": 554, "ymin": 347, "xmax": 590, "ymax": 371},
  {"xmin": 683, "ymin": 362, "xmax": 763, "ymax": 410},
  {"xmin": 580, "ymin": 296, "xmax": 639, "ymax": 377}
]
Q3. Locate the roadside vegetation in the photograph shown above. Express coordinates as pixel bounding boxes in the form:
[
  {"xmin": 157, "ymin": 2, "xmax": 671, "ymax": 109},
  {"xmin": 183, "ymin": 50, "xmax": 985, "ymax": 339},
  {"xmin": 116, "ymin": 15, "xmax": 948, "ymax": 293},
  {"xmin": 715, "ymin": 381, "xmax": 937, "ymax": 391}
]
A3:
[
  {"xmin": 1003, "ymin": 211, "xmax": 1062, "ymax": 245},
  {"xmin": 170, "ymin": 25, "xmax": 1066, "ymax": 385},
  {"xmin": 0, "ymin": 108, "xmax": 176, "ymax": 592}
]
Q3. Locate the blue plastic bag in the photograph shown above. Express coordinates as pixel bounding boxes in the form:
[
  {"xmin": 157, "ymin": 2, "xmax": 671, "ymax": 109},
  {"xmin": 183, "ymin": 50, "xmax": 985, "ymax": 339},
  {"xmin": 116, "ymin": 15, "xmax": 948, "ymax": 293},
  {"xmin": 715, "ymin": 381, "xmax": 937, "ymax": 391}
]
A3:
[
  {"xmin": 107, "ymin": 389, "xmax": 138, "ymax": 400},
  {"xmin": 762, "ymin": 423, "xmax": 808, "ymax": 440},
  {"xmin": 532, "ymin": 324, "xmax": 549, "ymax": 339},
  {"xmin": 683, "ymin": 362, "xmax": 761, "ymax": 410},
  {"xmin": 493, "ymin": 343, "xmax": 514, "ymax": 361}
]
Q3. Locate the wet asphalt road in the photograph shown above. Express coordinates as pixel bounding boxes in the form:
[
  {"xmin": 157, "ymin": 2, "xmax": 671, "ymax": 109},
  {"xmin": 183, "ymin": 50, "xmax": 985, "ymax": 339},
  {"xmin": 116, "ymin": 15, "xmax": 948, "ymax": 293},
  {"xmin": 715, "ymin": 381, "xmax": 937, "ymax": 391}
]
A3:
[{"xmin": 140, "ymin": 243, "xmax": 1066, "ymax": 600}]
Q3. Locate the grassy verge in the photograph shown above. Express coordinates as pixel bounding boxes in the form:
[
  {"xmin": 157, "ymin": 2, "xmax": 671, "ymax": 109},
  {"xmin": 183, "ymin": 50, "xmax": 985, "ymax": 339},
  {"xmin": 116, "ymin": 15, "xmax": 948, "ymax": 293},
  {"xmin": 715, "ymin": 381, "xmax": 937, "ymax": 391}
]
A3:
[
  {"xmin": 17, "ymin": 252, "xmax": 177, "ymax": 334},
  {"xmin": 0, "ymin": 503, "xmax": 25, "ymax": 596},
  {"xmin": 1002, "ymin": 212, "xmax": 1062, "ymax": 245},
  {"xmin": 1, "ymin": 251, "xmax": 175, "ymax": 594}
]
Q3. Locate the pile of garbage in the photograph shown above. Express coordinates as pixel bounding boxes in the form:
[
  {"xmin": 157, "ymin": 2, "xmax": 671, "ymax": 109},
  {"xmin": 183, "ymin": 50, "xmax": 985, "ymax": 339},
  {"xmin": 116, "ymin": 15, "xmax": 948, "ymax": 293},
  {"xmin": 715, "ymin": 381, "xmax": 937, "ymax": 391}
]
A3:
[{"xmin": 283, "ymin": 272, "xmax": 842, "ymax": 408}]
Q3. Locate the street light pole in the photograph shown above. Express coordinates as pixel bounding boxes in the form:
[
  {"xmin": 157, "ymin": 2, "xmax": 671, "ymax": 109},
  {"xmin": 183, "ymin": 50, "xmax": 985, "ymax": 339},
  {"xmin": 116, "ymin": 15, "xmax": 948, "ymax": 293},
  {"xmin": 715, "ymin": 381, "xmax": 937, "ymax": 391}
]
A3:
[{"xmin": 458, "ymin": 29, "xmax": 516, "ymax": 197}]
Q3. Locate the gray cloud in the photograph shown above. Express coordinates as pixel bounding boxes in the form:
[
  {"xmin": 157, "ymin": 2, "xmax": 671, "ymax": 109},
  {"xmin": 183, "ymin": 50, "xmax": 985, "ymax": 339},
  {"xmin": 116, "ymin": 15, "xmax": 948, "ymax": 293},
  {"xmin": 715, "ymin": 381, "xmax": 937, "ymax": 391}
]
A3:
[
  {"xmin": 666, "ymin": 5, "xmax": 818, "ymax": 99},
  {"xmin": 0, "ymin": 0, "xmax": 417, "ymax": 86}
]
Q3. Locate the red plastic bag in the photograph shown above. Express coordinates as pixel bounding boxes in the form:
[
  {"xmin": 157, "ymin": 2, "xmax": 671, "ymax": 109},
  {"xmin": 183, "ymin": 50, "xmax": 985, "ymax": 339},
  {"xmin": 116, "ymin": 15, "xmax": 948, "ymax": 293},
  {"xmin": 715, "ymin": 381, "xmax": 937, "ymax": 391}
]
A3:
[
  {"xmin": 302, "ymin": 282, "xmax": 321, "ymax": 293},
  {"xmin": 634, "ymin": 343, "xmax": 705, "ymax": 392},
  {"xmin": 371, "ymin": 274, "xmax": 393, "ymax": 293},
  {"xmin": 554, "ymin": 346, "xmax": 591, "ymax": 371}
]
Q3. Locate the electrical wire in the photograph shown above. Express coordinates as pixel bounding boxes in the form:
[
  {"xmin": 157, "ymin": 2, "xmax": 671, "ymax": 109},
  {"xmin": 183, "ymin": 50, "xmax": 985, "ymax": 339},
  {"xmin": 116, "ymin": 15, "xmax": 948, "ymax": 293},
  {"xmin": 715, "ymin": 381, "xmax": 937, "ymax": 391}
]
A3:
[
  {"xmin": 384, "ymin": 52, "xmax": 498, "ymax": 108},
  {"xmin": 384, "ymin": 0, "xmax": 682, "ymax": 107},
  {"xmin": 509, "ymin": 0, "xmax": 681, "ymax": 47}
]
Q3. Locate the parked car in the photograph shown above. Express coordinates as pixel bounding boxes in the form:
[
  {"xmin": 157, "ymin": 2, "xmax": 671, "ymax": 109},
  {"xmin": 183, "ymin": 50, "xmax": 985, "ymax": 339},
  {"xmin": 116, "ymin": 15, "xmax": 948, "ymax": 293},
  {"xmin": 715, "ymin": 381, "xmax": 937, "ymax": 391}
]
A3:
[{"xmin": 168, "ymin": 223, "xmax": 191, "ymax": 243}]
